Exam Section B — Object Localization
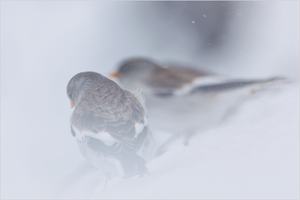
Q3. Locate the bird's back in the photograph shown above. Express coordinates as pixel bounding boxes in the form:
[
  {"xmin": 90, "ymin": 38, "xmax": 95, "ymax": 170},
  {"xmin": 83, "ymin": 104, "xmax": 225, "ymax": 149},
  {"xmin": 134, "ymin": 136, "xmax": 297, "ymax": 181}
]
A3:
[
  {"xmin": 71, "ymin": 81, "xmax": 145, "ymax": 139},
  {"xmin": 146, "ymin": 66, "xmax": 210, "ymax": 94}
]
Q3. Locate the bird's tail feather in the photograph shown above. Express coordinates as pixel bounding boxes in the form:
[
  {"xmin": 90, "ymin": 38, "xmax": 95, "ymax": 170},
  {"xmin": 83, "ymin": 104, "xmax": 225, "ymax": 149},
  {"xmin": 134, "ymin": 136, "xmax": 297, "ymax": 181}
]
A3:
[{"xmin": 190, "ymin": 76, "xmax": 288, "ymax": 94}]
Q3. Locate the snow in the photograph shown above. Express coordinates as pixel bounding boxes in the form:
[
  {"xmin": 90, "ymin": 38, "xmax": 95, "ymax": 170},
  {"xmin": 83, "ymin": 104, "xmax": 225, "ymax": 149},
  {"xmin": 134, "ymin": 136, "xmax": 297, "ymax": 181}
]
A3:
[
  {"xmin": 1, "ymin": 1, "xmax": 298, "ymax": 199},
  {"xmin": 59, "ymin": 86, "xmax": 299, "ymax": 199}
]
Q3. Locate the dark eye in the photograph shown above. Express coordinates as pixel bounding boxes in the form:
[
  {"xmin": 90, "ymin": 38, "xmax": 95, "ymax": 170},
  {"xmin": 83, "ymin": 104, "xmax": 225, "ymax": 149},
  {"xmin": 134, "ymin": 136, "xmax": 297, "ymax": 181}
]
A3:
[
  {"xmin": 68, "ymin": 90, "xmax": 72, "ymax": 99},
  {"xmin": 67, "ymin": 82, "xmax": 74, "ymax": 100},
  {"xmin": 119, "ymin": 65, "xmax": 132, "ymax": 74}
]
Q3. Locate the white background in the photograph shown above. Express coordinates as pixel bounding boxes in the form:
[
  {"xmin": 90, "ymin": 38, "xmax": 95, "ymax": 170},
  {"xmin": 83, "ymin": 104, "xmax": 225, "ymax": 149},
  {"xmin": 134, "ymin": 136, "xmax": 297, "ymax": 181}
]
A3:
[{"xmin": 1, "ymin": 1, "xmax": 299, "ymax": 199}]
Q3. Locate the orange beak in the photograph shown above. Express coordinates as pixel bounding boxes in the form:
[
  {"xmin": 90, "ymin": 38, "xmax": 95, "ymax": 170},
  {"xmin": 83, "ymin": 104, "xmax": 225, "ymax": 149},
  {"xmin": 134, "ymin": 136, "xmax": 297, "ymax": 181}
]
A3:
[
  {"xmin": 109, "ymin": 71, "xmax": 122, "ymax": 79},
  {"xmin": 70, "ymin": 100, "xmax": 75, "ymax": 108}
]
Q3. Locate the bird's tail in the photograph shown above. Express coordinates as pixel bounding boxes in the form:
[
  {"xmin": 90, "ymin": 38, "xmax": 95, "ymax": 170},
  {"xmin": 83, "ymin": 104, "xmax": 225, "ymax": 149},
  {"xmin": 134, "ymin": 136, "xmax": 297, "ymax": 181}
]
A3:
[{"xmin": 190, "ymin": 76, "xmax": 289, "ymax": 94}]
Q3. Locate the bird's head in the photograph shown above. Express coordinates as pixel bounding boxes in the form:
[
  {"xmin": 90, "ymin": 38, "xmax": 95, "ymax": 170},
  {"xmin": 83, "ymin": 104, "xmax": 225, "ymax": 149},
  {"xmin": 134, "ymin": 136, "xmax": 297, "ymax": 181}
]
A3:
[
  {"xmin": 110, "ymin": 57, "xmax": 160, "ymax": 89},
  {"xmin": 66, "ymin": 71, "xmax": 104, "ymax": 108}
]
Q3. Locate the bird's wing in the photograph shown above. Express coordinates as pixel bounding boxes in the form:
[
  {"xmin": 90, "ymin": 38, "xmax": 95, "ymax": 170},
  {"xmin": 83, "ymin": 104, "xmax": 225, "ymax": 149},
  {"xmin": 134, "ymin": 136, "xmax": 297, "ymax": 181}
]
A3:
[
  {"xmin": 108, "ymin": 91, "xmax": 148, "ymax": 151},
  {"xmin": 153, "ymin": 76, "xmax": 286, "ymax": 97},
  {"xmin": 147, "ymin": 66, "xmax": 212, "ymax": 95},
  {"xmin": 72, "ymin": 90, "xmax": 147, "ymax": 151},
  {"xmin": 166, "ymin": 65, "xmax": 211, "ymax": 79}
]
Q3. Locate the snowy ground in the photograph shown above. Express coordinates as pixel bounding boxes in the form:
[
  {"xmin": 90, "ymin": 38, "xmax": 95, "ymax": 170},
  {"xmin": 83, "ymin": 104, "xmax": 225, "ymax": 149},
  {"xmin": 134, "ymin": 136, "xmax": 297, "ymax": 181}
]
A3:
[
  {"xmin": 58, "ymin": 85, "xmax": 299, "ymax": 199},
  {"xmin": 1, "ymin": 1, "xmax": 299, "ymax": 199}
]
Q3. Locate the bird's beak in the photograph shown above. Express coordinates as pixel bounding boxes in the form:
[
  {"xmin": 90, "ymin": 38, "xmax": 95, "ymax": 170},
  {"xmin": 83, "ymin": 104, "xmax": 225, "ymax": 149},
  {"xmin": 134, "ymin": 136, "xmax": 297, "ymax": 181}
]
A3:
[
  {"xmin": 109, "ymin": 71, "xmax": 122, "ymax": 79},
  {"xmin": 70, "ymin": 100, "xmax": 75, "ymax": 108}
]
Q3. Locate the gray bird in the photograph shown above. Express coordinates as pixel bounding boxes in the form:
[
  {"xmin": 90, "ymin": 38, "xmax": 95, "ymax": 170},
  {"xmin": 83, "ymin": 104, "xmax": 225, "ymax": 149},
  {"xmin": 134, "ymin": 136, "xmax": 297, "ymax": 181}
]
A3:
[
  {"xmin": 66, "ymin": 71, "xmax": 152, "ymax": 178},
  {"xmin": 110, "ymin": 58, "xmax": 210, "ymax": 96},
  {"xmin": 110, "ymin": 58, "xmax": 286, "ymax": 153}
]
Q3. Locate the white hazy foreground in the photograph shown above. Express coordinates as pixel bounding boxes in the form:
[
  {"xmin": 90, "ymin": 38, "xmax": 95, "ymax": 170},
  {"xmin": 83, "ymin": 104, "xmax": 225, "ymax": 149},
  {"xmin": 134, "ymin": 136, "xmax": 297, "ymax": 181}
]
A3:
[{"xmin": 1, "ymin": 1, "xmax": 299, "ymax": 199}]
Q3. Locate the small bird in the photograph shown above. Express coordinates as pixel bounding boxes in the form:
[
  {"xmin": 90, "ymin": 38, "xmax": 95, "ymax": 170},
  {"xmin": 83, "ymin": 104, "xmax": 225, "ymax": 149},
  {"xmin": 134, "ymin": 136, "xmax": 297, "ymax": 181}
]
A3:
[
  {"xmin": 110, "ymin": 58, "xmax": 286, "ymax": 153},
  {"xmin": 110, "ymin": 58, "xmax": 211, "ymax": 96},
  {"xmin": 66, "ymin": 71, "xmax": 152, "ymax": 178}
]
